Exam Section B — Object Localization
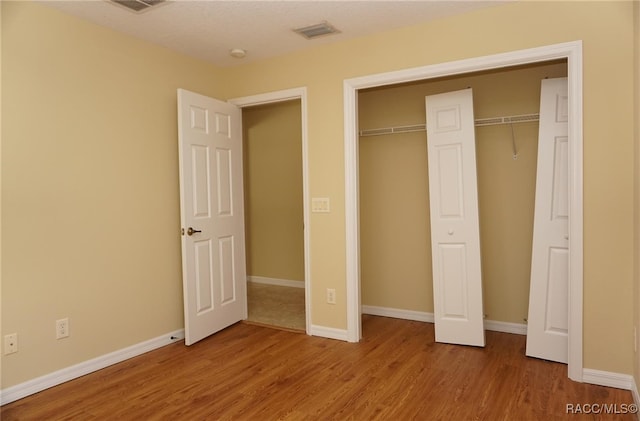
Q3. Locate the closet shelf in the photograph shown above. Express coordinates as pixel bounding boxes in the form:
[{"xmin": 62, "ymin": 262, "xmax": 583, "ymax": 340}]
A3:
[{"xmin": 359, "ymin": 113, "xmax": 540, "ymax": 137}]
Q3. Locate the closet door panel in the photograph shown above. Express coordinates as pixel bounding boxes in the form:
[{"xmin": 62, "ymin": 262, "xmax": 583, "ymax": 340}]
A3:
[
  {"xmin": 426, "ymin": 89, "xmax": 485, "ymax": 347},
  {"xmin": 526, "ymin": 77, "xmax": 569, "ymax": 364}
]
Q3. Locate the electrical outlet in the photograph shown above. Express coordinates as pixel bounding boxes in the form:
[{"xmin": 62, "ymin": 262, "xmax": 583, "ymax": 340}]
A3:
[
  {"xmin": 326, "ymin": 288, "xmax": 336, "ymax": 305},
  {"xmin": 4, "ymin": 333, "xmax": 18, "ymax": 355},
  {"xmin": 56, "ymin": 318, "xmax": 70, "ymax": 339}
]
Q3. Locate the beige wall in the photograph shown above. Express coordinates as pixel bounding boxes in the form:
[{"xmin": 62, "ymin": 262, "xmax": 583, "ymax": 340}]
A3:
[
  {"xmin": 359, "ymin": 62, "xmax": 567, "ymax": 324},
  {"xmin": 243, "ymin": 100, "xmax": 304, "ymax": 282},
  {"xmin": 1, "ymin": 0, "xmax": 637, "ymax": 391},
  {"xmin": 220, "ymin": 1, "xmax": 636, "ymax": 374},
  {"xmin": 1, "ymin": 2, "xmax": 223, "ymax": 387}
]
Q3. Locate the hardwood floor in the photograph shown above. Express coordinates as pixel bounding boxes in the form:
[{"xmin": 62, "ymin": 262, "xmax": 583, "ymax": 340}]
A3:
[{"xmin": 1, "ymin": 316, "xmax": 635, "ymax": 420}]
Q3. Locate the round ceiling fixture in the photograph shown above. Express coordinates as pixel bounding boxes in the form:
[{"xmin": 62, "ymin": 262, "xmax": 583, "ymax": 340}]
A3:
[{"xmin": 229, "ymin": 48, "xmax": 247, "ymax": 59}]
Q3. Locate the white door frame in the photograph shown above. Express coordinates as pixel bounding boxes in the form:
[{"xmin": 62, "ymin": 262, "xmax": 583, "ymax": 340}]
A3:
[
  {"xmin": 343, "ymin": 41, "xmax": 583, "ymax": 382},
  {"xmin": 229, "ymin": 87, "xmax": 311, "ymax": 334}
]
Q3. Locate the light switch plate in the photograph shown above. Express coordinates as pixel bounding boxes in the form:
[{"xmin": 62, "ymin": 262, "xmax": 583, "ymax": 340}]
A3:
[{"xmin": 311, "ymin": 197, "xmax": 330, "ymax": 213}]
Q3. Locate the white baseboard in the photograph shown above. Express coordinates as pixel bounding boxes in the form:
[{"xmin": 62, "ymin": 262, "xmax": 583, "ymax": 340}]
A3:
[
  {"xmin": 361, "ymin": 305, "xmax": 527, "ymax": 335},
  {"xmin": 0, "ymin": 329, "xmax": 185, "ymax": 406},
  {"xmin": 309, "ymin": 325, "xmax": 348, "ymax": 341},
  {"xmin": 582, "ymin": 368, "xmax": 635, "ymax": 390},
  {"xmin": 483, "ymin": 319, "xmax": 528, "ymax": 335},
  {"xmin": 362, "ymin": 305, "xmax": 434, "ymax": 323},
  {"xmin": 248, "ymin": 276, "xmax": 305, "ymax": 289}
]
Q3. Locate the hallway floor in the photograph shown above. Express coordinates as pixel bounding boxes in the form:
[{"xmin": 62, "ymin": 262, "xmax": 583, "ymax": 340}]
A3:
[{"xmin": 246, "ymin": 282, "xmax": 305, "ymax": 331}]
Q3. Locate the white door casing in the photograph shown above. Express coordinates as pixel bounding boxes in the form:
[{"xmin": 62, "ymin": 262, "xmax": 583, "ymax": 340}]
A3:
[
  {"xmin": 526, "ymin": 77, "xmax": 569, "ymax": 363},
  {"xmin": 228, "ymin": 87, "xmax": 312, "ymax": 335},
  {"xmin": 426, "ymin": 88, "xmax": 485, "ymax": 347},
  {"xmin": 177, "ymin": 89, "xmax": 247, "ymax": 346}
]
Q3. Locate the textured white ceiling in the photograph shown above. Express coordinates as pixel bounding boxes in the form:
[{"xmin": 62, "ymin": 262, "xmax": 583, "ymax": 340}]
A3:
[{"xmin": 43, "ymin": 0, "xmax": 500, "ymax": 67}]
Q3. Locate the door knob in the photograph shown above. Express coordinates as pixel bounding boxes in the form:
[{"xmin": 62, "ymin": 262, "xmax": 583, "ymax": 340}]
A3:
[{"xmin": 187, "ymin": 227, "xmax": 202, "ymax": 236}]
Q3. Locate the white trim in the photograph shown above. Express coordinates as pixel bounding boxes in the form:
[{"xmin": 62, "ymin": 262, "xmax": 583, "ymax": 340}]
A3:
[
  {"xmin": 362, "ymin": 305, "xmax": 527, "ymax": 335},
  {"xmin": 229, "ymin": 87, "xmax": 312, "ymax": 336},
  {"xmin": 344, "ymin": 80, "xmax": 361, "ymax": 343},
  {"xmin": 0, "ymin": 329, "xmax": 184, "ymax": 405},
  {"xmin": 484, "ymin": 320, "xmax": 528, "ymax": 336},
  {"xmin": 248, "ymin": 276, "xmax": 305, "ymax": 288},
  {"xmin": 229, "ymin": 87, "xmax": 304, "ymax": 107},
  {"xmin": 309, "ymin": 325, "xmax": 348, "ymax": 341},
  {"xmin": 582, "ymin": 369, "xmax": 635, "ymax": 391},
  {"xmin": 566, "ymin": 44, "xmax": 584, "ymax": 383},
  {"xmin": 362, "ymin": 305, "xmax": 433, "ymax": 323},
  {"xmin": 344, "ymin": 41, "xmax": 583, "ymax": 380}
]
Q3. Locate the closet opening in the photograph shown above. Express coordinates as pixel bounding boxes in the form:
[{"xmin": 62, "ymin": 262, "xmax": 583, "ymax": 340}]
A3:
[
  {"xmin": 358, "ymin": 59, "xmax": 566, "ymax": 344},
  {"xmin": 343, "ymin": 42, "xmax": 583, "ymax": 381}
]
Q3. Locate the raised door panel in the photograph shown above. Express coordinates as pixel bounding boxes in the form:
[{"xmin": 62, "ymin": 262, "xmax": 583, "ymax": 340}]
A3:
[
  {"xmin": 545, "ymin": 247, "xmax": 569, "ymax": 334},
  {"xmin": 218, "ymin": 236, "xmax": 236, "ymax": 305},
  {"xmin": 194, "ymin": 239, "xmax": 215, "ymax": 313},
  {"xmin": 191, "ymin": 145, "xmax": 212, "ymax": 218},
  {"xmin": 434, "ymin": 145, "xmax": 464, "ymax": 218},
  {"xmin": 216, "ymin": 148, "xmax": 233, "ymax": 217},
  {"xmin": 438, "ymin": 244, "xmax": 468, "ymax": 320}
]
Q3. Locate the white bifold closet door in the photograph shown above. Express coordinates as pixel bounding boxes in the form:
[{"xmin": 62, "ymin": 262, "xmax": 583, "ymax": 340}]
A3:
[
  {"xmin": 526, "ymin": 77, "xmax": 569, "ymax": 363},
  {"xmin": 426, "ymin": 88, "xmax": 485, "ymax": 347}
]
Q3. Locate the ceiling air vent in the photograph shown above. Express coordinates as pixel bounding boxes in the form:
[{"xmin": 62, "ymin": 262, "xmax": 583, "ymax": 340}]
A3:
[
  {"xmin": 110, "ymin": 0, "xmax": 166, "ymax": 13},
  {"xmin": 293, "ymin": 22, "xmax": 340, "ymax": 40}
]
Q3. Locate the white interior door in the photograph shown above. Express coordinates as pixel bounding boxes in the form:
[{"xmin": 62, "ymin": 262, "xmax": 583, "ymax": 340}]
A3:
[
  {"xmin": 526, "ymin": 77, "xmax": 569, "ymax": 363},
  {"xmin": 426, "ymin": 89, "xmax": 485, "ymax": 347},
  {"xmin": 177, "ymin": 89, "xmax": 247, "ymax": 346}
]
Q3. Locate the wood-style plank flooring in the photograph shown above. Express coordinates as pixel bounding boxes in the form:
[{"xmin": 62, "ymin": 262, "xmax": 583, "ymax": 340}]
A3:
[{"xmin": 1, "ymin": 316, "xmax": 635, "ymax": 420}]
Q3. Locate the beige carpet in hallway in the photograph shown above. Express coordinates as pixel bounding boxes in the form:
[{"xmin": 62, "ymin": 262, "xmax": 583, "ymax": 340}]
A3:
[{"xmin": 246, "ymin": 282, "xmax": 305, "ymax": 331}]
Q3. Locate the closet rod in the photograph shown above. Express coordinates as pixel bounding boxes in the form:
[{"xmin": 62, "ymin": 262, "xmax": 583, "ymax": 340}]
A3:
[{"xmin": 359, "ymin": 113, "xmax": 539, "ymax": 137}]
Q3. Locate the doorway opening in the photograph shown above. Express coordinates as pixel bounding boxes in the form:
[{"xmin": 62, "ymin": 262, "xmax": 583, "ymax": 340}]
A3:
[
  {"xmin": 343, "ymin": 42, "xmax": 583, "ymax": 381},
  {"xmin": 242, "ymin": 99, "xmax": 305, "ymax": 331},
  {"xmin": 230, "ymin": 88, "xmax": 311, "ymax": 334}
]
